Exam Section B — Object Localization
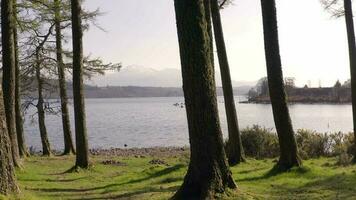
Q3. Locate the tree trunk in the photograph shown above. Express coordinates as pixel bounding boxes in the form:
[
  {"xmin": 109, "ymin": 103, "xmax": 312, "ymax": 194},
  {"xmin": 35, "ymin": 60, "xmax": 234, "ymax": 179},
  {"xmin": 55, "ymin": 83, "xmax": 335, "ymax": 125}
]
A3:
[
  {"xmin": 55, "ymin": 0, "xmax": 76, "ymax": 155},
  {"xmin": 210, "ymin": 0, "xmax": 245, "ymax": 165},
  {"xmin": 260, "ymin": 0, "xmax": 301, "ymax": 170},
  {"xmin": 13, "ymin": 0, "xmax": 28, "ymax": 158},
  {"xmin": 204, "ymin": 0, "xmax": 214, "ymax": 67},
  {"xmin": 35, "ymin": 50, "xmax": 52, "ymax": 156},
  {"xmin": 172, "ymin": 0, "xmax": 237, "ymax": 198},
  {"xmin": 71, "ymin": 0, "xmax": 89, "ymax": 168},
  {"xmin": 1, "ymin": 0, "xmax": 21, "ymax": 168},
  {"xmin": 0, "ymin": 87, "xmax": 19, "ymax": 195},
  {"xmin": 0, "ymin": 0, "xmax": 19, "ymax": 194},
  {"xmin": 344, "ymin": 0, "xmax": 356, "ymax": 163}
]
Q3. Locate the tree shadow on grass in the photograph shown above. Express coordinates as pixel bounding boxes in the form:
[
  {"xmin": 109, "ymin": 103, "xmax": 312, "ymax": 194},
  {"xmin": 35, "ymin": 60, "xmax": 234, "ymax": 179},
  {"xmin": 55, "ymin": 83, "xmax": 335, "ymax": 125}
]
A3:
[
  {"xmin": 274, "ymin": 173, "xmax": 356, "ymax": 199},
  {"xmin": 125, "ymin": 164, "xmax": 185, "ymax": 185},
  {"xmin": 69, "ymin": 185, "xmax": 179, "ymax": 200},
  {"xmin": 237, "ymin": 165, "xmax": 310, "ymax": 182},
  {"xmin": 20, "ymin": 177, "xmax": 87, "ymax": 183},
  {"xmin": 28, "ymin": 164, "xmax": 184, "ymax": 198}
]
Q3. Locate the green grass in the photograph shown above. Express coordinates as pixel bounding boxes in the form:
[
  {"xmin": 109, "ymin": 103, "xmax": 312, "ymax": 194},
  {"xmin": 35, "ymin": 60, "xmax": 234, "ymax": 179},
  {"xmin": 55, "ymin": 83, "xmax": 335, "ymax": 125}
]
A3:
[{"xmin": 6, "ymin": 155, "xmax": 356, "ymax": 200}]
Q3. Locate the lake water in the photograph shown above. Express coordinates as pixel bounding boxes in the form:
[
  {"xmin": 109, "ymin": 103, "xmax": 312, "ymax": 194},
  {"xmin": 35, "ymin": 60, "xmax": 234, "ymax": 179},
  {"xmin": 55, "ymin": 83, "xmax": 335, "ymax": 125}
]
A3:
[{"xmin": 24, "ymin": 97, "xmax": 354, "ymax": 151}]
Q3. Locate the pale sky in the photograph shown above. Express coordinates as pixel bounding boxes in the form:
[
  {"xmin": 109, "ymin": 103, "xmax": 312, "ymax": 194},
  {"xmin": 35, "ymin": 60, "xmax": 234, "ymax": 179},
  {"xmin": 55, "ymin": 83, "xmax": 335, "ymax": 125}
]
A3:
[{"xmin": 83, "ymin": 0, "xmax": 354, "ymax": 87}]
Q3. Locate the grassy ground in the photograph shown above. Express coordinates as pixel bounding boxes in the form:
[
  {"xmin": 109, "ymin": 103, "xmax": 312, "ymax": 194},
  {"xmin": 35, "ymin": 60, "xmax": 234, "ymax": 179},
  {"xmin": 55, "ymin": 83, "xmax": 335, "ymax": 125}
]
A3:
[{"xmin": 2, "ymin": 153, "xmax": 356, "ymax": 200}]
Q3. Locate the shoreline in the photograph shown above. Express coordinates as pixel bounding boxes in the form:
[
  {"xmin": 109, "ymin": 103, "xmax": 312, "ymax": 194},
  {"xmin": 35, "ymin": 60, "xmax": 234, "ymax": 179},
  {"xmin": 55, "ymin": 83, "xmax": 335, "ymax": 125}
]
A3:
[
  {"xmin": 240, "ymin": 100, "xmax": 353, "ymax": 105},
  {"xmin": 32, "ymin": 147, "xmax": 191, "ymax": 157},
  {"xmin": 90, "ymin": 146, "xmax": 190, "ymax": 157}
]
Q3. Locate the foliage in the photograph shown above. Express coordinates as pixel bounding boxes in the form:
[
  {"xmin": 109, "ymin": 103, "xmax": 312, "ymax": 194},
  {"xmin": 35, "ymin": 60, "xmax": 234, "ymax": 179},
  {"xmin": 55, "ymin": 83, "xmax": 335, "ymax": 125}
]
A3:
[
  {"xmin": 334, "ymin": 80, "xmax": 342, "ymax": 88},
  {"xmin": 247, "ymin": 77, "xmax": 269, "ymax": 99},
  {"xmin": 320, "ymin": 0, "xmax": 345, "ymax": 18},
  {"xmin": 239, "ymin": 125, "xmax": 355, "ymax": 159},
  {"xmin": 240, "ymin": 125, "xmax": 279, "ymax": 159},
  {"xmin": 15, "ymin": 0, "xmax": 121, "ymax": 117}
]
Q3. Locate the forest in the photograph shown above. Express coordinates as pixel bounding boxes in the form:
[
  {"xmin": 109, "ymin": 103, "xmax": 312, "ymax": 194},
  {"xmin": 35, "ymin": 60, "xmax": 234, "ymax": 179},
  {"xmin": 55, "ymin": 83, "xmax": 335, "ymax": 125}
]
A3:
[{"xmin": 0, "ymin": 0, "xmax": 356, "ymax": 199}]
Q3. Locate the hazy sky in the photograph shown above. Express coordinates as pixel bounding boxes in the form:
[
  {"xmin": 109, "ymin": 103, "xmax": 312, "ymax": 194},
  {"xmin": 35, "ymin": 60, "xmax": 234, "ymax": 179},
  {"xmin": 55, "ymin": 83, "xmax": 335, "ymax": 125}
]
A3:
[{"xmin": 83, "ymin": 0, "xmax": 353, "ymax": 87}]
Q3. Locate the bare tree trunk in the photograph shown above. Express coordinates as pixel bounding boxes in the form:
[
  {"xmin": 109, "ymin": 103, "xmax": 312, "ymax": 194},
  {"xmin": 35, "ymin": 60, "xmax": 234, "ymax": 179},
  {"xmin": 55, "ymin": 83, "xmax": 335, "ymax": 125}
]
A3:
[
  {"xmin": 344, "ymin": 0, "xmax": 356, "ymax": 163},
  {"xmin": 55, "ymin": 0, "xmax": 75, "ymax": 155},
  {"xmin": 0, "ymin": 88, "xmax": 19, "ymax": 195},
  {"xmin": 35, "ymin": 50, "xmax": 52, "ymax": 156},
  {"xmin": 1, "ymin": 0, "xmax": 21, "ymax": 168},
  {"xmin": 260, "ymin": 0, "xmax": 301, "ymax": 170},
  {"xmin": 13, "ymin": 0, "xmax": 28, "ymax": 158},
  {"xmin": 172, "ymin": 0, "xmax": 237, "ymax": 198},
  {"xmin": 71, "ymin": 0, "xmax": 89, "ymax": 168},
  {"xmin": 210, "ymin": 0, "xmax": 245, "ymax": 165}
]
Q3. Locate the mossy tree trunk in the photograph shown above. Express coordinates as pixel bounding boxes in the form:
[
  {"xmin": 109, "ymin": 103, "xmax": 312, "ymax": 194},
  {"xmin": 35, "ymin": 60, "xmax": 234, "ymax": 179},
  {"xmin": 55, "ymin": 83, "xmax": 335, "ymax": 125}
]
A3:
[
  {"xmin": 172, "ymin": 0, "xmax": 237, "ymax": 198},
  {"xmin": 1, "ymin": 0, "xmax": 21, "ymax": 168},
  {"xmin": 0, "ymin": 88, "xmax": 19, "ymax": 195},
  {"xmin": 55, "ymin": 0, "xmax": 76, "ymax": 155},
  {"xmin": 210, "ymin": 0, "xmax": 245, "ymax": 165},
  {"xmin": 0, "ymin": 0, "xmax": 19, "ymax": 194},
  {"xmin": 260, "ymin": 0, "xmax": 301, "ymax": 170},
  {"xmin": 71, "ymin": 0, "xmax": 89, "ymax": 168},
  {"xmin": 35, "ymin": 49, "xmax": 52, "ymax": 156},
  {"xmin": 13, "ymin": 0, "xmax": 29, "ymax": 158},
  {"xmin": 344, "ymin": 0, "xmax": 356, "ymax": 163}
]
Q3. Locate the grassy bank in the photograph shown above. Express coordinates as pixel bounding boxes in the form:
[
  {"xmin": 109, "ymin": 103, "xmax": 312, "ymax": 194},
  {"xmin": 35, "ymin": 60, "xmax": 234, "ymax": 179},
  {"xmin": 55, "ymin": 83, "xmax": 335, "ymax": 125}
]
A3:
[{"xmin": 3, "ymin": 153, "xmax": 356, "ymax": 200}]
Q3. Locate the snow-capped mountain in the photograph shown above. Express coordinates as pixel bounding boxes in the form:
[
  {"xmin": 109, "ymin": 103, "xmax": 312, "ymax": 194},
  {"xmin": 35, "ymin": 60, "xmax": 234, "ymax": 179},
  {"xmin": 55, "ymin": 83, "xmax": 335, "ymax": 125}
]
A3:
[{"xmin": 88, "ymin": 65, "xmax": 256, "ymax": 88}]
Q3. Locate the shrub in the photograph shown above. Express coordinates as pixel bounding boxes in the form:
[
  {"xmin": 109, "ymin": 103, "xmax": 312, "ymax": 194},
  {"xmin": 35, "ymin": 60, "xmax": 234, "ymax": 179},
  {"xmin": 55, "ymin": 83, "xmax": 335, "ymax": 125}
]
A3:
[
  {"xmin": 330, "ymin": 132, "xmax": 354, "ymax": 156},
  {"xmin": 336, "ymin": 152, "xmax": 352, "ymax": 166},
  {"xmin": 295, "ymin": 129, "xmax": 331, "ymax": 159},
  {"xmin": 240, "ymin": 125, "xmax": 279, "ymax": 159},
  {"xmin": 237, "ymin": 125, "xmax": 355, "ymax": 160}
]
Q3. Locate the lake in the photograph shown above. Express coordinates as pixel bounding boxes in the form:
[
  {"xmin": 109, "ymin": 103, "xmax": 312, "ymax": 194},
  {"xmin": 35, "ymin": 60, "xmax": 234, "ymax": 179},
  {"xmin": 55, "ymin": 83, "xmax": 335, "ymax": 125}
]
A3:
[{"xmin": 24, "ymin": 97, "xmax": 353, "ymax": 151}]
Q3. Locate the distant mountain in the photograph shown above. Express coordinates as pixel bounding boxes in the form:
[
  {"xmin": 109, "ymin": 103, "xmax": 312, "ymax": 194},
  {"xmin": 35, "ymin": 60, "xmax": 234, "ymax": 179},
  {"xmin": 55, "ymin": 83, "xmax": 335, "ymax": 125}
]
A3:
[
  {"xmin": 67, "ymin": 85, "xmax": 250, "ymax": 98},
  {"xmin": 88, "ymin": 65, "xmax": 256, "ymax": 88}
]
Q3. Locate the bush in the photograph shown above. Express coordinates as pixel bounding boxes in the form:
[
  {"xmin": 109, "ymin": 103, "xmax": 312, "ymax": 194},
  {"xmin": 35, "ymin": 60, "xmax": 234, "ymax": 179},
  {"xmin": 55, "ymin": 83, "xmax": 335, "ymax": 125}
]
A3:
[
  {"xmin": 238, "ymin": 125, "xmax": 355, "ymax": 160},
  {"xmin": 330, "ymin": 132, "xmax": 354, "ymax": 156},
  {"xmin": 336, "ymin": 152, "xmax": 352, "ymax": 166},
  {"xmin": 240, "ymin": 125, "xmax": 279, "ymax": 159},
  {"xmin": 295, "ymin": 129, "xmax": 331, "ymax": 159}
]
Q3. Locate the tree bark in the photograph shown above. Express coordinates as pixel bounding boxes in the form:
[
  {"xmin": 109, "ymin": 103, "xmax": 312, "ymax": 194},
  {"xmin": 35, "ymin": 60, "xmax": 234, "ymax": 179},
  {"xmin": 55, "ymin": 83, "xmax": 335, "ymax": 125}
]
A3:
[
  {"xmin": 260, "ymin": 0, "xmax": 301, "ymax": 170},
  {"xmin": 71, "ymin": 0, "xmax": 89, "ymax": 168},
  {"xmin": 55, "ymin": 0, "xmax": 76, "ymax": 155},
  {"xmin": 344, "ymin": 0, "xmax": 356, "ymax": 163},
  {"xmin": 13, "ymin": 0, "xmax": 29, "ymax": 158},
  {"xmin": 0, "ymin": 87, "xmax": 19, "ymax": 195},
  {"xmin": 204, "ymin": 0, "xmax": 214, "ymax": 67},
  {"xmin": 172, "ymin": 0, "xmax": 237, "ymax": 198},
  {"xmin": 210, "ymin": 0, "xmax": 245, "ymax": 165},
  {"xmin": 1, "ymin": 0, "xmax": 21, "ymax": 167},
  {"xmin": 35, "ymin": 50, "xmax": 52, "ymax": 156}
]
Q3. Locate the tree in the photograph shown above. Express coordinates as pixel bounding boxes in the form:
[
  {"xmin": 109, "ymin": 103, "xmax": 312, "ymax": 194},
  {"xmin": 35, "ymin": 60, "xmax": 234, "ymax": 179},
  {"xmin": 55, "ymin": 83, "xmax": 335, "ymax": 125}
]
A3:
[
  {"xmin": 35, "ymin": 44, "xmax": 52, "ymax": 156},
  {"xmin": 210, "ymin": 0, "xmax": 245, "ymax": 165},
  {"xmin": 19, "ymin": 0, "xmax": 115, "ymax": 156},
  {"xmin": 14, "ymin": 0, "xmax": 29, "ymax": 157},
  {"xmin": 54, "ymin": 0, "xmax": 75, "ymax": 155},
  {"xmin": 2, "ymin": 0, "xmax": 21, "ymax": 167},
  {"xmin": 334, "ymin": 80, "xmax": 342, "ymax": 88},
  {"xmin": 260, "ymin": 0, "xmax": 301, "ymax": 170},
  {"xmin": 71, "ymin": 0, "xmax": 89, "ymax": 168},
  {"xmin": 0, "ymin": 88, "xmax": 19, "ymax": 195},
  {"xmin": 344, "ymin": 0, "xmax": 356, "ymax": 162},
  {"xmin": 172, "ymin": 0, "xmax": 237, "ymax": 198},
  {"xmin": 0, "ymin": 0, "xmax": 19, "ymax": 195},
  {"xmin": 321, "ymin": 0, "xmax": 356, "ymax": 162}
]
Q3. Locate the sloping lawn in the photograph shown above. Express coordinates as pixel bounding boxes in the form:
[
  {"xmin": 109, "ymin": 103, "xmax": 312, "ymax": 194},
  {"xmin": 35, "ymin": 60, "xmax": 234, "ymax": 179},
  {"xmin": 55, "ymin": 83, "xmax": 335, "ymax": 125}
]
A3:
[{"xmin": 2, "ymin": 155, "xmax": 356, "ymax": 200}]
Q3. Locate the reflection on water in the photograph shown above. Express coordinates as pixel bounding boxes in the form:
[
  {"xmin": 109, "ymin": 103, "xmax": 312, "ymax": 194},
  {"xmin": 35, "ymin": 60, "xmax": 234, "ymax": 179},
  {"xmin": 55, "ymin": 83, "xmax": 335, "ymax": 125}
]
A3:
[{"xmin": 24, "ymin": 97, "xmax": 353, "ymax": 150}]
